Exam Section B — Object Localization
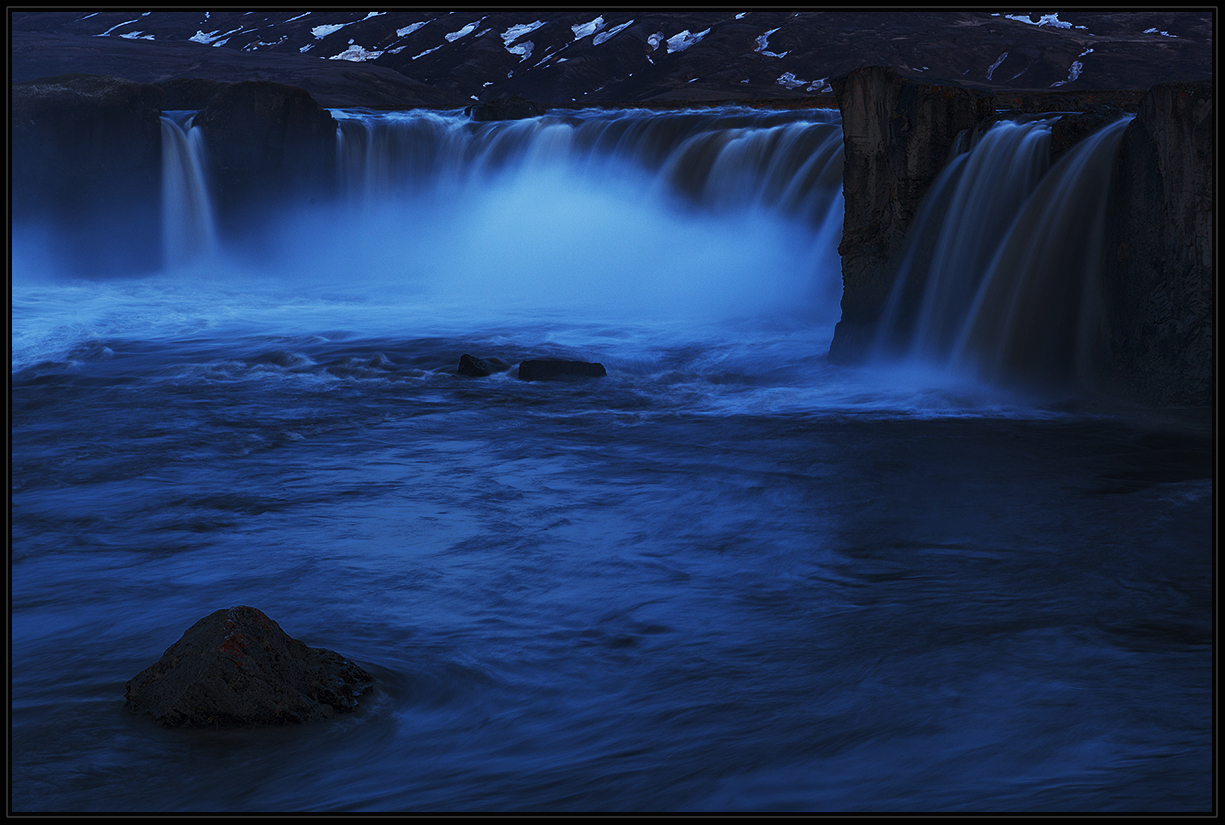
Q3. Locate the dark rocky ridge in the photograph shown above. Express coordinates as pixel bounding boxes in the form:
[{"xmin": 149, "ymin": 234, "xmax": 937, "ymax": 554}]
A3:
[
  {"xmin": 10, "ymin": 11, "xmax": 1212, "ymax": 109},
  {"xmin": 1104, "ymin": 82, "xmax": 1213, "ymax": 406}
]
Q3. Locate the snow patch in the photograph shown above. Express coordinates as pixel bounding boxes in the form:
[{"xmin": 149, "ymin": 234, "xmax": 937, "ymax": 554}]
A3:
[
  {"xmin": 666, "ymin": 28, "xmax": 710, "ymax": 53},
  {"xmin": 1051, "ymin": 60, "xmax": 1084, "ymax": 87},
  {"xmin": 412, "ymin": 45, "xmax": 442, "ymax": 60},
  {"xmin": 189, "ymin": 29, "xmax": 225, "ymax": 45},
  {"xmin": 397, "ymin": 22, "xmax": 428, "ymax": 38},
  {"xmin": 806, "ymin": 77, "xmax": 830, "ymax": 93},
  {"xmin": 446, "ymin": 20, "xmax": 480, "ymax": 42},
  {"xmin": 330, "ymin": 45, "xmax": 383, "ymax": 61},
  {"xmin": 736, "ymin": 12, "xmax": 747, "ymax": 20},
  {"xmin": 284, "ymin": 12, "xmax": 310, "ymax": 23},
  {"xmin": 1004, "ymin": 13, "xmax": 1071, "ymax": 29},
  {"xmin": 363, "ymin": 12, "xmax": 385, "ymax": 20},
  {"xmin": 986, "ymin": 52, "xmax": 1008, "ymax": 80},
  {"xmin": 1144, "ymin": 27, "xmax": 1178, "ymax": 37},
  {"xmin": 299, "ymin": 43, "xmax": 313, "ymax": 53},
  {"xmin": 507, "ymin": 40, "xmax": 535, "ymax": 61},
  {"xmin": 572, "ymin": 16, "xmax": 605, "ymax": 40},
  {"xmin": 503, "ymin": 21, "xmax": 545, "ymax": 44},
  {"xmin": 119, "ymin": 31, "xmax": 154, "ymax": 40},
  {"xmin": 594, "ymin": 20, "xmax": 633, "ymax": 45},
  {"xmin": 648, "ymin": 32, "xmax": 664, "ymax": 50},
  {"xmin": 755, "ymin": 27, "xmax": 780, "ymax": 52},
  {"xmin": 311, "ymin": 23, "xmax": 350, "ymax": 39},
  {"xmin": 776, "ymin": 72, "xmax": 806, "ymax": 90},
  {"xmin": 98, "ymin": 18, "xmax": 139, "ymax": 36}
]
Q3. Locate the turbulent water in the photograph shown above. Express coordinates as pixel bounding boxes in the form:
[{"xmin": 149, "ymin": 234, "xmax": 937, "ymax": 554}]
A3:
[{"xmin": 10, "ymin": 106, "xmax": 1212, "ymax": 813}]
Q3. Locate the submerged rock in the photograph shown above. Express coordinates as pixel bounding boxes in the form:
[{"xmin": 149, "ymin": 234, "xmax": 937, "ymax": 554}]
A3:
[
  {"xmin": 518, "ymin": 359, "xmax": 607, "ymax": 381},
  {"xmin": 458, "ymin": 353, "xmax": 493, "ymax": 377},
  {"xmin": 124, "ymin": 605, "xmax": 373, "ymax": 728}
]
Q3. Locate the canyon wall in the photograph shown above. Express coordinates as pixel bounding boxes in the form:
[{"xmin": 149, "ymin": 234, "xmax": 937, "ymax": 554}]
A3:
[
  {"xmin": 1103, "ymin": 81, "xmax": 1213, "ymax": 406},
  {"xmin": 827, "ymin": 67, "xmax": 995, "ymax": 362},
  {"xmin": 830, "ymin": 68, "xmax": 1212, "ymax": 407}
]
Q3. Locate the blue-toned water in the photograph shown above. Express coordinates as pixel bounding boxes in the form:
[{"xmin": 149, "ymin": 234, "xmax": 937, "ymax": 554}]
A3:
[{"xmin": 10, "ymin": 107, "xmax": 1211, "ymax": 813}]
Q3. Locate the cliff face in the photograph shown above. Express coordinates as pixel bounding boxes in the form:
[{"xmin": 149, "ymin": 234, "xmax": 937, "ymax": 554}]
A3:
[
  {"xmin": 1104, "ymin": 82, "xmax": 1213, "ymax": 406},
  {"xmin": 11, "ymin": 74, "xmax": 164, "ymax": 273},
  {"xmin": 829, "ymin": 69, "xmax": 1212, "ymax": 408},
  {"xmin": 194, "ymin": 80, "xmax": 338, "ymax": 238},
  {"xmin": 828, "ymin": 67, "xmax": 995, "ymax": 362}
]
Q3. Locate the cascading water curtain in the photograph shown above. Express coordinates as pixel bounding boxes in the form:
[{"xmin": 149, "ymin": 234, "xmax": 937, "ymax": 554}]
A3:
[
  {"xmin": 160, "ymin": 112, "xmax": 218, "ymax": 269},
  {"xmin": 873, "ymin": 115, "xmax": 1134, "ymax": 388}
]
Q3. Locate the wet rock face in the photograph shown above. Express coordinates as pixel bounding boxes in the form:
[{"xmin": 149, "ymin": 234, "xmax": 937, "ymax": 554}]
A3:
[
  {"xmin": 194, "ymin": 80, "xmax": 338, "ymax": 236},
  {"xmin": 10, "ymin": 73, "xmax": 164, "ymax": 274},
  {"xmin": 828, "ymin": 66, "xmax": 995, "ymax": 363},
  {"xmin": 125, "ymin": 605, "xmax": 374, "ymax": 728},
  {"xmin": 1104, "ymin": 81, "xmax": 1212, "ymax": 406}
]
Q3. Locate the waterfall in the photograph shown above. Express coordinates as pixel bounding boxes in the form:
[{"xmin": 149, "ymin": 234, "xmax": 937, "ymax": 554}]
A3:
[
  {"xmin": 331, "ymin": 107, "xmax": 844, "ymax": 228},
  {"xmin": 873, "ymin": 115, "xmax": 1133, "ymax": 388},
  {"xmin": 319, "ymin": 106, "xmax": 848, "ymax": 321},
  {"xmin": 160, "ymin": 112, "xmax": 218, "ymax": 268}
]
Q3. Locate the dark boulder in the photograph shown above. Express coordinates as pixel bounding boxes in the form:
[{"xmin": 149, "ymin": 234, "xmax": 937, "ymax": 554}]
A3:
[
  {"xmin": 465, "ymin": 94, "xmax": 545, "ymax": 121},
  {"xmin": 458, "ymin": 353, "xmax": 493, "ymax": 377},
  {"xmin": 194, "ymin": 80, "xmax": 337, "ymax": 236},
  {"xmin": 827, "ymin": 66, "xmax": 995, "ymax": 363},
  {"xmin": 11, "ymin": 73, "xmax": 164, "ymax": 274},
  {"xmin": 518, "ymin": 359, "xmax": 607, "ymax": 381},
  {"xmin": 1103, "ymin": 81, "xmax": 1212, "ymax": 406},
  {"xmin": 124, "ymin": 605, "xmax": 373, "ymax": 728}
]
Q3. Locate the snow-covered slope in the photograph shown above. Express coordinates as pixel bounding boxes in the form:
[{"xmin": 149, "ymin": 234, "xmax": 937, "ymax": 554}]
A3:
[{"xmin": 10, "ymin": 11, "xmax": 1213, "ymax": 108}]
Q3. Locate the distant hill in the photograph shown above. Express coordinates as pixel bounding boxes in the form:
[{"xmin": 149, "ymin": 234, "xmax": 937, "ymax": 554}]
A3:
[{"xmin": 10, "ymin": 10, "xmax": 1213, "ymax": 109}]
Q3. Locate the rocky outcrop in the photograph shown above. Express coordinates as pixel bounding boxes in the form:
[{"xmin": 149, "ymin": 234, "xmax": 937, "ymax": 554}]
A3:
[
  {"xmin": 194, "ymin": 80, "xmax": 337, "ymax": 235},
  {"xmin": 11, "ymin": 73, "xmax": 164, "ymax": 273},
  {"xmin": 125, "ymin": 605, "xmax": 373, "ymax": 728},
  {"xmin": 518, "ymin": 360, "xmax": 607, "ymax": 381},
  {"xmin": 1048, "ymin": 105, "xmax": 1124, "ymax": 166},
  {"xmin": 1103, "ymin": 81, "xmax": 1212, "ymax": 406},
  {"xmin": 466, "ymin": 95, "xmax": 546, "ymax": 121},
  {"xmin": 828, "ymin": 67, "xmax": 995, "ymax": 362},
  {"xmin": 458, "ymin": 354, "xmax": 494, "ymax": 377},
  {"xmin": 157, "ymin": 77, "xmax": 230, "ymax": 110}
]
